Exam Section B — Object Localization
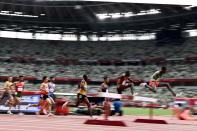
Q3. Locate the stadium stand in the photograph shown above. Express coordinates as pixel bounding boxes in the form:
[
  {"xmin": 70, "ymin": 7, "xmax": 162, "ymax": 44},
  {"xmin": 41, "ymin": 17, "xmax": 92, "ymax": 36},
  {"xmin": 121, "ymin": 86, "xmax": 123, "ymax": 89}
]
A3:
[{"xmin": 0, "ymin": 37, "xmax": 197, "ymax": 60}]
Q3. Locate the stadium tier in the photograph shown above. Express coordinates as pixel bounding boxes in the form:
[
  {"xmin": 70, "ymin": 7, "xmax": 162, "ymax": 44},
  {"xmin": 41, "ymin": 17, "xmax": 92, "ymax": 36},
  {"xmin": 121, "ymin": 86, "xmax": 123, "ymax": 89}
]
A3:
[
  {"xmin": 0, "ymin": 62, "xmax": 197, "ymax": 80},
  {"xmin": 0, "ymin": 37, "xmax": 197, "ymax": 60}
]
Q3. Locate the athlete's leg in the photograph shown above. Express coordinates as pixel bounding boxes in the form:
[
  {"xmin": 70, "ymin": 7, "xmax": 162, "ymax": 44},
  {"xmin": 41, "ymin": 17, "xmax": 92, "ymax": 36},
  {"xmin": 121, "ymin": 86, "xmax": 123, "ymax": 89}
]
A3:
[
  {"xmin": 140, "ymin": 83, "xmax": 157, "ymax": 93},
  {"xmin": 83, "ymin": 97, "xmax": 92, "ymax": 117},
  {"xmin": 45, "ymin": 98, "xmax": 53, "ymax": 115},
  {"xmin": 0, "ymin": 92, "xmax": 8, "ymax": 103},
  {"xmin": 76, "ymin": 94, "xmax": 81, "ymax": 107},
  {"xmin": 129, "ymin": 83, "xmax": 134, "ymax": 95},
  {"xmin": 159, "ymin": 82, "xmax": 176, "ymax": 97},
  {"xmin": 0, "ymin": 92, "xmax": 5, "ymax": 102},
  {"xmin": 13, "ymin": 97, "xmax": 20, "ymax": 107},
  {"xmin": 7, "ymin": 95, "xmax": 15, "ymax": 114},
  {"xmin": 38, "ymin": 99, "xmax": 47, "ymax": 115},
  {"xmin": 49, "ymin": 94, "xmax": 56, "ymax": 110},
  {"xmin": 117, "ymin": 84, "xmax": 134, "ymax": 95}
]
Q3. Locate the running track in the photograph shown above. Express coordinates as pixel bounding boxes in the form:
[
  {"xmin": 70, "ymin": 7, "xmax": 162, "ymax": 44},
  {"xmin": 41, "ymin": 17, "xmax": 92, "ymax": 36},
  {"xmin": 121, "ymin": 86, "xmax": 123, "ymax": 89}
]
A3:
[{"xmin": 0, "ymin": 115, "xmax": 196, "ymax": 131}]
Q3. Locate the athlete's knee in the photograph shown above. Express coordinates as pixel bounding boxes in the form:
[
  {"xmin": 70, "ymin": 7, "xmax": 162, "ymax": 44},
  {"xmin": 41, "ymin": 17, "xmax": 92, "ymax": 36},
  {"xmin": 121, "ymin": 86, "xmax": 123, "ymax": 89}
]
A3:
[
  {"xmin": 86, "ymin": 101, "xmax": 91, "ymax": 107},
  {"xmin": 130, "ymin": 84, "xmax": 134, "ymax": 90}
]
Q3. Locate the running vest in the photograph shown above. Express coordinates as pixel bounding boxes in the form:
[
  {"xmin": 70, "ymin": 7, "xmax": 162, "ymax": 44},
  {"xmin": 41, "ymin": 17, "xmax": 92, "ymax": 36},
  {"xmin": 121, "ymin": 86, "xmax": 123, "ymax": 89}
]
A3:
[
  {"xmin": 40, "ymin": 82, "xmax": 49, "ymax": 95},
  {"xmin": 15, "ymin": 81, "xmax": 25, "ymax": 92},
  {"xmin": 151, "ymin": 71, "xmax": 163, "ymax": 81},
  {"xmin": 78, "ymin": 80, "xmax": 88, "ymax": 95},
  {"xmin": 4, "ymin": 81, "xmax": 13, "ymax": 90}
]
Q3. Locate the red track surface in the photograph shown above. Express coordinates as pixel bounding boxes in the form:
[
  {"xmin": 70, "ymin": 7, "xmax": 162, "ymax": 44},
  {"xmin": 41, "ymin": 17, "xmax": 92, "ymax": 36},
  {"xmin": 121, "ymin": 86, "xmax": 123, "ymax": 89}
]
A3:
[{"xmin": 0, "ymin": 115, "xmax": 196, "ymax": 131}]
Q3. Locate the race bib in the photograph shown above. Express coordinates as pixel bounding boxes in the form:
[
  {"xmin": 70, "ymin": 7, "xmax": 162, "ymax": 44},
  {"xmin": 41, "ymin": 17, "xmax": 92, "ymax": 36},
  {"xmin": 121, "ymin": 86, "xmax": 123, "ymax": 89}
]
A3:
[{"xmin": 18, "ymin": 87, "xmax": 23, "ymax": 92}]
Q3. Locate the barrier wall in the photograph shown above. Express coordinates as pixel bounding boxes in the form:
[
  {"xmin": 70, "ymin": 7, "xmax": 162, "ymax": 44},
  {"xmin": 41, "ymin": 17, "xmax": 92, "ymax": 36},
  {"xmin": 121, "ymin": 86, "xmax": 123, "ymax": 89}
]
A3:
[
  {"xmin": 0, "ymin": 91, "xmax": 71, "ymax": 114},
  {"xmin": 0, "ymin": 91, "xmax": 40, "ymax": 113},
  {"xmin": 0, "ymin": 76, "xmax": 197, "ymax": 85}
]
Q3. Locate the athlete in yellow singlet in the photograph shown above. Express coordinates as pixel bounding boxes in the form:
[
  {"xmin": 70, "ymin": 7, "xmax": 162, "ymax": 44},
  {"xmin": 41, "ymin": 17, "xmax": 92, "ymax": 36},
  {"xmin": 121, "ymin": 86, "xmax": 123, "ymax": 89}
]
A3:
[
  {"xmin": 76, "ymin": 74, "xmax": 92, "ymax": 117},
  {"xmin": 0, "ymin": 77, "xmax": 15, "ymax": 114},
  {"xmin": 1, "ymin": 77, "xmax": 14, "ymax": 101}
]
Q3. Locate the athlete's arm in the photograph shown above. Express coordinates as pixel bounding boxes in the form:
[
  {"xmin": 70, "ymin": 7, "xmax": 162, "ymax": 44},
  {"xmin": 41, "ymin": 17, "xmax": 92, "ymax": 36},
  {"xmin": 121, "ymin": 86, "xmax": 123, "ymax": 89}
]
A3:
[{"xmin": 128, "ymin": 78, "xmax": 135, "ymax": 83}]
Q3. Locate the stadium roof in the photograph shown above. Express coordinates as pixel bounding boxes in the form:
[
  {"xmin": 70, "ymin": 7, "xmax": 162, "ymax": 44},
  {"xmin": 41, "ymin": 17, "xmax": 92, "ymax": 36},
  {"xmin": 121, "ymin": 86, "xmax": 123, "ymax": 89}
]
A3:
[
  {"xmin": 35, "ymin": 0, "xmax": 197, "ymax": 6},
  {"xmin": 0, "ymin": 0, "xmax": 196, "ymax": 34}
]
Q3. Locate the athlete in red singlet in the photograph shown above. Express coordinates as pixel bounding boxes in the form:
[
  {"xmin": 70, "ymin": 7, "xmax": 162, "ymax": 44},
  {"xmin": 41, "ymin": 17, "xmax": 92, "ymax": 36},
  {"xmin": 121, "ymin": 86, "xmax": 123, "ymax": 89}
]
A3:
[
  {"xmin": 13, "ymin": 75, "xmax": 25, "ymax": 112},
  {"xmin": 117, "ymin": 71, "xmax": 135, "ymax": 95},
  {"xmin": 26, "ymin": 76, "xmax": 53, "ymax": 116},
  {"xmin": 39, "ymin": 76, "xmax": 53, "ymax": 116}
]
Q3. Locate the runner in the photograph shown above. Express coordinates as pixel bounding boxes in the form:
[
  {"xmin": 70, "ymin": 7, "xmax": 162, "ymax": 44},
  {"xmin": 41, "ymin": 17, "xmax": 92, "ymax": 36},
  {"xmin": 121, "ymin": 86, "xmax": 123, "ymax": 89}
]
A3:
[
  {"xmin": 0, "ymin": 77, "xmax": 15, "ymax": 114},
  {"xmin": 100, "ymin": 76, "xmax": 110, "ymax": 93},
  {"xmin": 13, "ymin": 75, "xmax": 25, "ymax": 114},
  {"xmin": 140, "ymin": 67, "xmax": 180, "ymax": 97},
  {"xmin": 27, "ymin": 76, "xmax": 53, "ymax": 116},
  {"xmin": 48, "ymin": 76, "xmax": 56, "ymax": 102},
  {"xmin": 117, "ymin": 71, "xmax": 136, "ymax": 95},
  {"xmin": 76, "ymin": 74, "xmax": 92, "ymax": 117},
  {"xmin": 39, "ymin": 76, "xmax": 53, "ymax": 116},
  {"xmin": 48, "ymin": 76, "xmax": 56, "ymax": 109}
]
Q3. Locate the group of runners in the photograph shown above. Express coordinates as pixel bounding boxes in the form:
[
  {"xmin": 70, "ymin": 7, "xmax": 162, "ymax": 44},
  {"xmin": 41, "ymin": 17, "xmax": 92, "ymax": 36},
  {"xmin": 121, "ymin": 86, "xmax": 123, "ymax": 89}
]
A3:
[
  {"xmin": 68, "ymin": 66, "xmax": 181, "ymax": 118},
  {"xmin": 0, "ymin": 75, "xmax": 25, "ymax": 114},
  {"xmin": 0, "ymin": 76, "xmax": 56, "ymax": 116},
  {"xmin": 0, "ymin": 66, "xmax": 182, "ymax": 118}
]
